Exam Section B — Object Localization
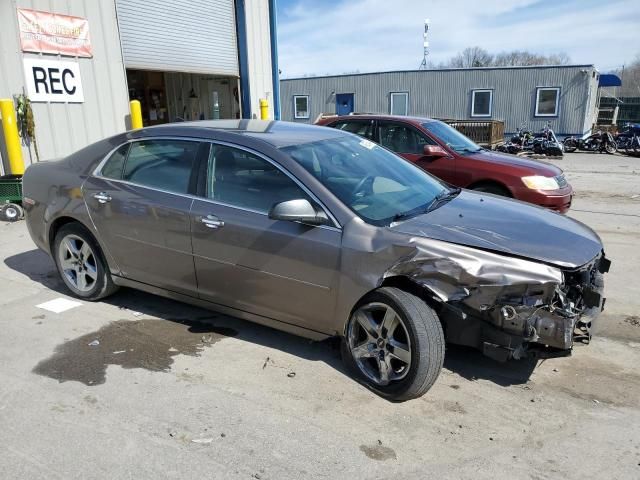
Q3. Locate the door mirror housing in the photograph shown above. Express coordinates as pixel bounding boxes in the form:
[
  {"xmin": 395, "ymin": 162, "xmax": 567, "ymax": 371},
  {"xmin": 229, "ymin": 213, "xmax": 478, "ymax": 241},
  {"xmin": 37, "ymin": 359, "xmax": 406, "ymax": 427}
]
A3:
[
  {"xmin": 268, "ymin": 199, "xmax": 329, "ymax": 226},
  {"xmin": 423, "ymin": 145, "xmax": 448, "ymax": 158}
]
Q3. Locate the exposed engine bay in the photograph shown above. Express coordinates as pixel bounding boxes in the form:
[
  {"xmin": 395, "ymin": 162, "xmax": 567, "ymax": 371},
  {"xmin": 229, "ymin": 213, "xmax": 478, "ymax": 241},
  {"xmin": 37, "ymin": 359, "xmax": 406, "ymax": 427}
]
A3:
[{"xmin": 378, "ymin": 233, "xmax": 611, "ymax": 362}]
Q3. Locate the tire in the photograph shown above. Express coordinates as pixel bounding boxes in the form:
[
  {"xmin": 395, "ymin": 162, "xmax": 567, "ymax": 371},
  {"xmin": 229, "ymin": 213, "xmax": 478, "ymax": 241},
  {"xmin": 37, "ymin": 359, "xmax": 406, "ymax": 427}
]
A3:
[
  {"xmin": 342, "ymin": 287, "xmax": 445, "ymax": 401},
  {"xmin": 604, "ymin": 143, "xmax": 617, "ymax": 154},
  {"xmin": 53, "ymin": 222, "xmax": 118, "ymax": 301},
  {"xmin": 563, "ymin": 139, "xmax": 577, "ymax": 153},
  {"xmin": 471, "ymin": 183, "xmax": 511, "ymax": 197},
  {"xmin": 0, "ymin": 203, "xmax": 24, "ymax": 222}
]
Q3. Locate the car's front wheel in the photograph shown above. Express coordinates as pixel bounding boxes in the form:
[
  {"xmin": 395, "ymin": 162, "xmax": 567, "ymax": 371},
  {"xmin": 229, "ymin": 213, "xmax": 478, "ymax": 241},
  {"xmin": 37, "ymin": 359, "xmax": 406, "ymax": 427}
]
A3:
[
  {"xmin": 53, "ymin": 222, "xmax": 118, "ymax": 301},
  {"xmin": 343, "ymin": 287, "xmax": 445, "ymax": 401}
]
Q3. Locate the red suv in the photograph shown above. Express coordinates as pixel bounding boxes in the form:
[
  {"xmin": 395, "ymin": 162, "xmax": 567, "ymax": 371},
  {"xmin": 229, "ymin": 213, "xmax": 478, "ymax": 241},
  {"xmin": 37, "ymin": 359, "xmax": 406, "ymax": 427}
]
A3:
[{"xmin": 317, "ymin": 115, "xmax": 573, "ymax": 213}]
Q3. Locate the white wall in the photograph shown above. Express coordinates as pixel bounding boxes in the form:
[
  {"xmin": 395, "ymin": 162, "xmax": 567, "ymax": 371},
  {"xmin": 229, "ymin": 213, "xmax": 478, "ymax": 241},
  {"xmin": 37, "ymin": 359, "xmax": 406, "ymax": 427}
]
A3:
[
  {"xmin": 0, "ymin": 0, "xmax": 129, "ymax": 171},
  {"xmin": 244, "ymin": 0, "xmax": 274, "ymax": 119}
]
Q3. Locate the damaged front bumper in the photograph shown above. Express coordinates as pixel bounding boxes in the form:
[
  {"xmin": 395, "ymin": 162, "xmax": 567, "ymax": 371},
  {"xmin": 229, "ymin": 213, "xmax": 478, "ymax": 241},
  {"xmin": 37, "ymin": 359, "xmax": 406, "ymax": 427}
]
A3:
[{"xmin": 445, "ymin": 253, "xmax": 611, "ymax": 362}]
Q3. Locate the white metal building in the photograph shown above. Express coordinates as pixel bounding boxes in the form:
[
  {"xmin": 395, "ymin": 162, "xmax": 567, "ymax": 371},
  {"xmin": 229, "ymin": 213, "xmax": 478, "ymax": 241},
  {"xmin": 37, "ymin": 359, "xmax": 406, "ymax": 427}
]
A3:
[
  {"xmin": 0, "ymin": 0, "xmax": 280, "ymax": 172},
  {"xmin": 280, "ymin": 65, "xmax": 600, "ymax": 138}
]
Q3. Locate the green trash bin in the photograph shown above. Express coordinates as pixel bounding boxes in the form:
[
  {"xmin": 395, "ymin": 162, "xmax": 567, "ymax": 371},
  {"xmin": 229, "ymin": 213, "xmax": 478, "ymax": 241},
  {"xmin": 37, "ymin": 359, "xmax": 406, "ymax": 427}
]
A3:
[{"xmin": 0, "ymin": 174, "xmax": 24, "ymax": 221}]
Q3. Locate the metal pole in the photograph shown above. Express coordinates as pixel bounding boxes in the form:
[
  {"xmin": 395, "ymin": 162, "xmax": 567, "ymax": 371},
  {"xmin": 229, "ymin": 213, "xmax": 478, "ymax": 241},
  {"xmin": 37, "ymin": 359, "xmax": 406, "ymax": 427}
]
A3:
[
  {"xmin": 260, "ymin": 98, "xmax": 269, "ymax": 120},
  {"xmin": 130, "ymin": 100, "xmax": 143, "ymax": 129},
  {"xmin": 0, "ymin": 98, "xmax": 25, "ymax": 175}
]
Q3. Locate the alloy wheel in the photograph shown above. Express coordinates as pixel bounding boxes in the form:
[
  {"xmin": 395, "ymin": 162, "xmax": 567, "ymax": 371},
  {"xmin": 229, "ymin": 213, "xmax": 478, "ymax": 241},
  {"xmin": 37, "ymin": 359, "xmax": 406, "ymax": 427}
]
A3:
[
  {"xmin": 347, "ymin": 302, "xmax": 412, "ymax": 386},
  {"xmin": 57, "ymin": 234, "xmax": 98, "ymax": 292}
]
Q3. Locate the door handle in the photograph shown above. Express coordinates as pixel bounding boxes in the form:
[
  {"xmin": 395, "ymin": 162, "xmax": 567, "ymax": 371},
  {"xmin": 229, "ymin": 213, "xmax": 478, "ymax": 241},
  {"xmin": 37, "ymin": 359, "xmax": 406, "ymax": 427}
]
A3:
[
  {"xmin": 201, "ymin": 214, "xmax": 224, "ymax": 229},
  {"xmin": 93, "ymin": 192, "xmax": 112, "ymax": 204}
]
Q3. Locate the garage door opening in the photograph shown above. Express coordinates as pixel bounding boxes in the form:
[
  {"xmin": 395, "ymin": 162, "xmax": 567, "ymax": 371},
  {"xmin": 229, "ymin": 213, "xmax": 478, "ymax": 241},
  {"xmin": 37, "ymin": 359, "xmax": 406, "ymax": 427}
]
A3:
[{"xmin": 126, "ymin": 69, "xmax": 241, "ymax": 126}]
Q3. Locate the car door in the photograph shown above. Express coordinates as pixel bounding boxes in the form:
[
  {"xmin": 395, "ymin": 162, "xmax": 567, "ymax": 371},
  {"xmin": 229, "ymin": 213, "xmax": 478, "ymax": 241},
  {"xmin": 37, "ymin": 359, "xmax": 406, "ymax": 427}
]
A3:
[
  {"xmin": 190, "ymin": 143, "xmax": 342, "ymax": 333},
  {"xmin": 378, "ymin": 121, "xmax": 457, "ymax": 184},
  {"xmin": 83, "ymin": 138, "xmax": 204, "ymax": 295}
]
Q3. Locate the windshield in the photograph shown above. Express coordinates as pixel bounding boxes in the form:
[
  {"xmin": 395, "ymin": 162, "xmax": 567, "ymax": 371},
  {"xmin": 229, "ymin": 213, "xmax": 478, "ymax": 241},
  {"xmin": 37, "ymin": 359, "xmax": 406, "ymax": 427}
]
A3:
[
  {"xmin": 422, "ymin": 121, "xmax": 482, "ymax": 154},
  {"xmin": 282, "ymin": 136, "xmax": 449, "ymax": 226}
]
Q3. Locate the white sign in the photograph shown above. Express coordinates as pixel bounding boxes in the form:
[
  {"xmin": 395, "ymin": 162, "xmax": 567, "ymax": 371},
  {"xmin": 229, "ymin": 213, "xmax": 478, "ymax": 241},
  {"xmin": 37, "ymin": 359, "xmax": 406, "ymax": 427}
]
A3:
[{"xmin": 23, "ymin": 58, "xmax": 84, "ymax": 103}]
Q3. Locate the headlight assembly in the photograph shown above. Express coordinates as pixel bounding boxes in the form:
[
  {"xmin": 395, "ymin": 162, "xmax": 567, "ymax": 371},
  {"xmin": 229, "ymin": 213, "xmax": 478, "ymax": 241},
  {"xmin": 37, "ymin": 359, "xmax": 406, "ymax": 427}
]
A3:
[{"xmin": 521, "ymin": 175, "xmax": 560, "ymax": 191}]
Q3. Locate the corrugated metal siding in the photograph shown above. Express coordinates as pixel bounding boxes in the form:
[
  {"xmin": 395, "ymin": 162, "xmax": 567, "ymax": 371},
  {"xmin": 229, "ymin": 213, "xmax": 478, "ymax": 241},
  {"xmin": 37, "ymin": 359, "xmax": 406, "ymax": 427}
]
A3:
[
  {"xmin": 116, "ymin": 0, "xmax": 239, "ymax": 76},
  {"xmin": 0, "ymin": 0, "xmax": 129, "ymax": 169},
  {"xmin": 244, "ymin": 0, "xmax": 273, "ymax": 118},
  {"xmin": 281, "ymin": 66, "xmax": 596, "ymax": 136}
]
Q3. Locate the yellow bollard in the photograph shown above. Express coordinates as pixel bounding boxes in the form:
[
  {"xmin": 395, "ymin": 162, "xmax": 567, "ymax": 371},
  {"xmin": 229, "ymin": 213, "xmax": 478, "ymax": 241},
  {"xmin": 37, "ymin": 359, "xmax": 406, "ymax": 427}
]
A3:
[
  {"xmin": 0, "ymin": 98, "xmax": 25, "ymax": 175},
  {"xmin": 259, "ymin": 98, "xmax": 269, "ymax": 120},
  {"xmin": 130, "ymin": 100, "xmax": 143, "ymax": 129}
]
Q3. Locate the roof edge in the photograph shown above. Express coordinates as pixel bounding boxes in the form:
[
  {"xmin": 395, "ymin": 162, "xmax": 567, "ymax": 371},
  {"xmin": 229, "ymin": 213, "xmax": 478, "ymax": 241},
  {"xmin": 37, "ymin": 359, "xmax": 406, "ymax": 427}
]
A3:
[{"xmin": 282, "ymin": 64, "xmax": 597, "ymax": 82}]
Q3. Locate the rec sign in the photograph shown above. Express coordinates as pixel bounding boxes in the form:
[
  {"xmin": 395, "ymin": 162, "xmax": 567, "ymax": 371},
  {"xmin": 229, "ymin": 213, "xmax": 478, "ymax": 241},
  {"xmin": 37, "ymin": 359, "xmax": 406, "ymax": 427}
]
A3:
[{"xmin": 23, "ymin": 58, "xmax": 84, "ymax": 103}]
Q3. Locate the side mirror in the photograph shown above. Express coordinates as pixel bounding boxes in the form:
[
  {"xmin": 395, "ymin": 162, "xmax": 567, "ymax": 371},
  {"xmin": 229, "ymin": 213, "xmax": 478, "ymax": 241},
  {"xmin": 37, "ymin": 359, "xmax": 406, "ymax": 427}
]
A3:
[
  {"xmin": 268, "ymin": 199, "xmax": 329, "ymax": 226},
  {"xmin": 423, "ymin": 145, "xmax": 448, "ymax": 158}
]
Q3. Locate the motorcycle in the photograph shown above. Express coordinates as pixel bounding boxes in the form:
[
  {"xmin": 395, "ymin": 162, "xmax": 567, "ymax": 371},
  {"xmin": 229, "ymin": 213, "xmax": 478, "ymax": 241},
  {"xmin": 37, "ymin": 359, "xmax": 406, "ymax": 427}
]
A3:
[
  {"xmin": 496, "ymin": 122, "xmax": 563, "ymax": 156},
  {"xmin": 532, "ymin": 122, "xmax": 563, "ymax": 156},
  {"xmin": 563, "ymin": 130, "xmax": 617, "ymax": 154},
  {"xmin": 615, "ymin": 123, "xmax": 640, "ymax": 156}
]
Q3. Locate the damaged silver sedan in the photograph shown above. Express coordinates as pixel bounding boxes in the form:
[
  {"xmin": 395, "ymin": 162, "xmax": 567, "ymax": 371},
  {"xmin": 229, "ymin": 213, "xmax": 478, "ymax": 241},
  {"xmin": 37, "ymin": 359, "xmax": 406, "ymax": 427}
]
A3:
[{"xmin": 22, "ymin": 121, "xmax": 610, "ymax": 401}]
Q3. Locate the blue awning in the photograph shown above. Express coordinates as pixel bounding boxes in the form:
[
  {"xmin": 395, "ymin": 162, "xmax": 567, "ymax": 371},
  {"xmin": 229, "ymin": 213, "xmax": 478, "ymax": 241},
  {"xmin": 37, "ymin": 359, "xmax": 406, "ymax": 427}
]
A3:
[{"xmin": 599, "ymin": 74, "xmax": 622, "ymax": 87}]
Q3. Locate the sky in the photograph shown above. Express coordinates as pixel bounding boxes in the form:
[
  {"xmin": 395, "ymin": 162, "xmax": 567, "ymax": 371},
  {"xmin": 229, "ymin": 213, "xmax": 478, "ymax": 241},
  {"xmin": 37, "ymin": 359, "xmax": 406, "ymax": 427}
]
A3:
[{"xmin": 276, "ymin": 0, "xmax": 640, "ymax": 78}]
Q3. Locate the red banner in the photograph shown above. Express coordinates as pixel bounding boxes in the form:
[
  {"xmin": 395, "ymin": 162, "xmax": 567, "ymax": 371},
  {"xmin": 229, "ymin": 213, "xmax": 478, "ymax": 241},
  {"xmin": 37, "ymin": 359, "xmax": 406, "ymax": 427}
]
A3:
[{"xmin": 17, "ymin": 8, "xmax": 93, "ymax": 58}]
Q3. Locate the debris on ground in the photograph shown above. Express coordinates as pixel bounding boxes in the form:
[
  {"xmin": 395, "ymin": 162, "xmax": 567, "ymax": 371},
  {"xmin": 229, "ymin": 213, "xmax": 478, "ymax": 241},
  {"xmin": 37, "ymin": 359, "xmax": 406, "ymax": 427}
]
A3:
[
  {"xmin": 191, "ymin": 438, "xmax": 214, "ymax": 444},
  {"xmin": 262, "ymin": 357, "xmax": 270, "ymax": 369},
  {"xmin": 287, "ymin": 372, "xmax": 296, "ymax": 378},
  {"xmin": 88, "ymin": 340, "xmax": 100, "ymax": 346}
]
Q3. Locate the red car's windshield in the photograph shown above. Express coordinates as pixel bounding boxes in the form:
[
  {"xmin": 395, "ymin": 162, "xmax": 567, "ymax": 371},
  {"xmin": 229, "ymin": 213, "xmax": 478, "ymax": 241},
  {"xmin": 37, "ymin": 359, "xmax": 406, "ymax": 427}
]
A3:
[{"xmin": 422, "ymin": 121, "xmax": 483, "ymax": 155}]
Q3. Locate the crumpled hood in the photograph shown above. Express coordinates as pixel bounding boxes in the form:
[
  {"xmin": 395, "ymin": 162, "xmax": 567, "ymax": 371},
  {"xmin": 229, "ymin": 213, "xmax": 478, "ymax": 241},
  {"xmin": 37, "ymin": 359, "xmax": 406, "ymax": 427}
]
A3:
[{"xmin": 390, "ymin": 190, "xmax": 602, "ymax": 268}]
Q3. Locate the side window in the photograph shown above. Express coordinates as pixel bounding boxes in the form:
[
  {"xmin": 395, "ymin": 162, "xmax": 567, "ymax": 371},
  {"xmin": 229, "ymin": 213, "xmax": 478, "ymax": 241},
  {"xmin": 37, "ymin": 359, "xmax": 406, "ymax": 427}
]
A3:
[
  {"xmin": 535, "ymin": 87, "xmax": 560, "ymax": 116},
  {"xmin": 122, "ymin": 140, "xmax": 199, "ymax": 194},
  {"xmin": 333, "ymin": 121, "xmax": 374, "ymax": 140},
  {"xmin": 294, "ymin": 95, "xmax": 310, "ymax": 119},
  {"xmin": 101, "ymin": 143, "xmax": 129, "ymax": 180},
  {"xmin": 207, "ymin": 145, "xmax": 311, "ymax": 214},
  {"xmin": 379, "ymin": 122, "xmax": 435, "ymax": 154}
]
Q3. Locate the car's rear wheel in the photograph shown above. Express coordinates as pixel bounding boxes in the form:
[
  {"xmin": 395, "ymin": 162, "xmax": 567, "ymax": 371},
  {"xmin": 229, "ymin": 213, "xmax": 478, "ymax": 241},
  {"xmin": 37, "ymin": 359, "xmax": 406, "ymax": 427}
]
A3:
[
  {"xmin": 343, "ymin": 287, "xmax": 445, "ymax": 401},
  {"xmin": 53, "ymin": 223, "xmax": 118, "ymax": 301}
]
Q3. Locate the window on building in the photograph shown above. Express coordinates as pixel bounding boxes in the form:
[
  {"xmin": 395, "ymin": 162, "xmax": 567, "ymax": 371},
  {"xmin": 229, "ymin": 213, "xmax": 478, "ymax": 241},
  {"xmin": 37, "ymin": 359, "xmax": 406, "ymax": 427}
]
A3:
[
  {"xmin": 294, "ymin": 95, "xmax": 310, "ymax": 119},
  {"xmin": 333, "ymin": 120, "xmax": 375, "ymax": 140},
  {"xmin": 207, "ymin": 145, "xmax": 310, "ymax": 213},
  {"xmin": 379, "ymin": 121, "xmax": 435, "ymax": 154},
  {"xmin": 535, "ymin": 87, "xmax": 560, "ymax": 116},
  {"xmin": 122, "ymin": 140, "xmax": 199, "ymax": 194},
  {"xmin": 471, "ymin": 89, "xmax": 492, "ymax": 117},
  {"xmin": 390, "ymin": 92, "xmax": 409, "ymax": 116}
]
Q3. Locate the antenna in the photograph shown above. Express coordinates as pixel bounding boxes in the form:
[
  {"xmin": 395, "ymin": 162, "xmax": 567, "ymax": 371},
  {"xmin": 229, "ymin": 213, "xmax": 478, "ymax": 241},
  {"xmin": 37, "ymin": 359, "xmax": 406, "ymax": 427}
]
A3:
[{"xmin": 418, "ymin": 18, "xmax": 430, "ymax": 70}]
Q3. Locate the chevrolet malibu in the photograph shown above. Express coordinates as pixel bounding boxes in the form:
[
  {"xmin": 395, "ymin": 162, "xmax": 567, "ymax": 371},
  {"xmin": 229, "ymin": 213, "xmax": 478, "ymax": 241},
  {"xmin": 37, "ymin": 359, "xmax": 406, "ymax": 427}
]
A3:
[{"xmin": 22, "ymin": 121, "xmax": 609, "ymax": 401}]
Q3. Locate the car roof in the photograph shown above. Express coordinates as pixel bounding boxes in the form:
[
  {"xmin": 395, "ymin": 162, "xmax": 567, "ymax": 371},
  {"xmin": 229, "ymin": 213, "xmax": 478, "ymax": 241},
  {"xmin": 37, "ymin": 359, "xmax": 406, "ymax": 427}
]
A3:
[
  {"xmin": 135, "ymin": 120, "xmax": 347, "ymax": 148},
  {"xmin": 321, "ymin": 114, "xmax": 440, "ymax": 124}
]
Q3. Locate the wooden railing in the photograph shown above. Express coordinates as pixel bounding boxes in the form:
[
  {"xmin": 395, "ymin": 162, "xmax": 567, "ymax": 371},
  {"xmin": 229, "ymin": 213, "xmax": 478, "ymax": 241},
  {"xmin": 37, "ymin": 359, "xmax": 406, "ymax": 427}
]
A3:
[{"xmin": 440, "ymin": 119, "xmax": 505, "ymax": 148}]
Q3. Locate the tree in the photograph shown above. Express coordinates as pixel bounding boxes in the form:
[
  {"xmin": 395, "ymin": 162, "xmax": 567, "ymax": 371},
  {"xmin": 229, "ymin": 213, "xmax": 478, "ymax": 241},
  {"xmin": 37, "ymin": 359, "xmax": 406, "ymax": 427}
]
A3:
[
  {"xmin": 440, "ymin": 47, "xmax": 571, "ymax": 68},
  {"xmin": 445, "ymin": 47, "xmax": 493, "ymax": 68},
  {"xmin": 612, "ymin": 53, "xmax": 640, "ymax": 97}
]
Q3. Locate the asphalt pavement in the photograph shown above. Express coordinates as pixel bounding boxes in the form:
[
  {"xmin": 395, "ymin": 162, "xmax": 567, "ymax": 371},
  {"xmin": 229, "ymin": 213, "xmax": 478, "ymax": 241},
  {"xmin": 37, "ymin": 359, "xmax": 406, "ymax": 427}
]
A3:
[{"xmin": 0, "ymin": 151, "xmax": 639, "ymax": 479}]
